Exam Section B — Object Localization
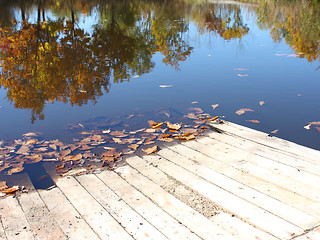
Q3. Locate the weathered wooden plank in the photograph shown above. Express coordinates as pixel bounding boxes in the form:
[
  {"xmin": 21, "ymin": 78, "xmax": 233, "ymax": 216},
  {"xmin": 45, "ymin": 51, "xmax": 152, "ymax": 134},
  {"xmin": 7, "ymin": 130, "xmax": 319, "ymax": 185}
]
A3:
[
  {"xmin": 115, "ymin": 163, "xmax": 236, "ymax": 240},
  {"xmin": 208, "ymin": 121, "xmax": 320, "ymax": 163},
  {"xmin": 38, "ymin": 187, "xmax": 100, "ymax": 240},
  {"xmin": 126, "ymin": 155, "xmax": 277, "ymax": 240},
  {"xmin": 76, "ymin": 174, "xmax": 168, "ymax": 240},
  {"xmin": 204, "ymin": 131, "xmax": 320, "ymax": 177},
  {"xmin": 153, "ymin": 148, "xmax": 319, "ymax": 228},
  {"xmin": 0, "ymin": 196, "xmax": 35, "ymax": 239},
  {"xmin": 161, "ymin": 145, "xmax": 320, "ymax": 219},
  {"xmin": 0, "ymin": 217, "xmax": 6, "ymax": 240},
  {"xmin": 141, "ymin": 153, "xmax": 304, "ymax": 239},
  {"xmin": 18, "ymin": 191, "xmax": 67, "ymax": 240},
  {"xmin": 55, "ymin": 176, "xmax": 133, "ymax": 240},
  {"xmin": 295, "ymin": 226, "xmax": 320, "ymax": 240},
  {"xmin": 177, "ymin": 140, "xmax": 320, "ymax": 203},
  {"xmin": 195, "ymin": 135, "xmax": 320, "ymax": 190},
  {"xmin": 96, "ymin": 170, "xmax": 204, "ymax": 240}
]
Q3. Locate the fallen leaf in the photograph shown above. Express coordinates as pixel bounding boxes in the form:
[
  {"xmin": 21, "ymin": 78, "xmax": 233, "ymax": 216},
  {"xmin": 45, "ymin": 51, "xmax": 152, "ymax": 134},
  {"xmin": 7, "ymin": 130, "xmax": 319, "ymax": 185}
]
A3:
[
  {"xmin": 246, "ymin": 120, "xmax": 260, "ymax": 123},
  {"xmin": 23, "ymin": 132, "xmax": 38, "ymax": 137},
  {"xmin": 188, "ymin": 107, "xmax": 203, "ymax": 113},
  {"xmin": 309, "ymin": 121, "xmax": 320, "ymax": 126},
  {"xmin": 271, "ymin": 129, "xmax": 279, "ymax": 134},
  {"xmin": 236, "ymin": 108, "xmax": 254, "ymax": 115},
  {"xmin": 191, "ymin": 101, "xmax": 198, "ymax": 104},
  {"xmin": 132, "ymin": 75, "xmax": 140, "ymax": 78},
  {"xmin": 145, "ymin": 128, "xmax": 156, "ymax": 133},
  {"xmin": 78, "ymin": 90, "xmax": 86, "ymax": 93},
  {"xmin": 184, "ymin": 113, "xmax": 198, "ymax": 119},
  {"xmin": 159, "ymin": 85, "xmax": 173, "ymax": 88},
  {"xmin": 110, "ymin": 131, "xmax": 128, "ymax": 137},
  {"xmin": 316, "ymin": 127, "xmax": 320, "ymax": 132},
  {"xmin": 26, "ymin": 139, "xmax": 37, "ymax": 145},
  {"xmin": 123, "ymin": 149, "xmax": 135, "ymax": 155},
  {"xmin": 79, "ymin": 145, "xmax": 94, "ymax": 150},
  {"xmin": 166, "ymin": 122, "xmax": 181, "ymax": 131},
  {"xmin": 70, "ymin": 153, "xmax": 82, "ymax": 161},
  {"xmin": 144, "ymin": 141, "xmax": 155, "ymax": 145},
  {"xmin": 102, "ymin": 129, "xmax": 111, "ymax": 134},
  {"xmin": 237, "ymin": 74, "xmax": 248, "ymax": 77},
  {"xmin": 148, "ymin": 121, "xmax": 163, "ymax": 129},
  {"xmin": 91, "ymin": 135, "xmax": 102, "ymax": 141},
  {"xmin": 49, "ymin": 144, "xmax": 57, "ymax": 151},
  {"xmin": 7, "ymin": 162, "xmax": 24, "ymax": 175},
  {"xmin": 142, "ymin": 145, "xmax": 158, "ymax": 155},
  {"xmin": 207, "ymin": 116, "xmax": 219, "ymax": 122},
  {"xmin": 158, "ymin": 137, "xmax": 174, "ymax": 142},
  {"xmin": 211, "ymin": 104, "xmax": 219, "ymax": 110},
  {"xmin": 103, "ymin": 146, "xmax": 116, "ymax": 150},
  {"xmin": 234, "ymin": 68, "xmax": 248, "ymax": 71},
  {"xmin": 16, "ymin": 145, "xmax": 30, "ymax": 155},
  {"xmin": 127, "ymin": 114, "xmax": 134, "ymax": 119},
  {"xmin": 78, "ymin": 131, "xmax": 92, "ymax": 135},
  {"xmin": 0, "ymin": 181, "xmax": 7, "ymax": 191},
  {"xmin": 60, "ymin": 149, "xmax": 71, "ymax": 158},
  {"xmin": 128, "ymin": 144, "xmax": 139, "ymax": 150},
  {"xmin": 0, "ymin": 185, "xmax": 19, "ymax": 194},
  {"xmin": 113, "ymin": 138, "xmax": 124, "ymax": 144},
  {"xmin": 304, "ymin": 124, "xmax": 311, "ymax": 130}
]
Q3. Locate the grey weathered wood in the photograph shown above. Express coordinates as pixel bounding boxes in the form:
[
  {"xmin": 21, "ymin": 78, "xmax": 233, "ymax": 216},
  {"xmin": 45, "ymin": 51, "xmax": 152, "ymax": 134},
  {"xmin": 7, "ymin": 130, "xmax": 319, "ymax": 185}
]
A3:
[
  {"xmin": 76, "ymin": 174, "xmax": 168, "ymax": 240},
  {"xmin": 114, "ymin": 163, "xmax": 235, "ymax": 240},
  {"xmin": 0, "ymin": 196, "xmax": 35, "ymax": 239},
  {"xmin": 176, "ymin": 139, "xmax": 320, "ymax": 203},
  {"xmin": 208, "ymin": 121, "xmax": 320, "ymax": 163},
  {"xmin": 161, "ymin": 145, "xmax": 320, "ymax": 219},
  {"xmin": 96, "ymin": 170, "xmax": 203, "ymax": 240},
  {"xmin": 18, "ymin": 191, "xmax": 67, "ymax": 240},
  {"xmin": 141, "ymin": 153, "xmax": 304, "ymax": 239},
  {"xmin": 154, "ymin": 148, "xmax": 319, "ymax": 228},
  {"xmin": 38, "ymin": 187, "xmax": 100, "ymax": 240},
  {"xmin": 126, "ymin": 155, "xmax": 277, "ymax": 240},
  {"xmin": 55, "ymin": 176, "xmax": 133, "ymax": 240}
]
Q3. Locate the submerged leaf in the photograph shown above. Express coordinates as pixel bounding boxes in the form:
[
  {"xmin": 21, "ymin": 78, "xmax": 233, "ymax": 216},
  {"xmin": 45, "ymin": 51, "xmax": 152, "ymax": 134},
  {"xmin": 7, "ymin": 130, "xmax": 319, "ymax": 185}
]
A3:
[{"xmin": 271, "ymin": 129, "xmax": 279, "ymax": 134}]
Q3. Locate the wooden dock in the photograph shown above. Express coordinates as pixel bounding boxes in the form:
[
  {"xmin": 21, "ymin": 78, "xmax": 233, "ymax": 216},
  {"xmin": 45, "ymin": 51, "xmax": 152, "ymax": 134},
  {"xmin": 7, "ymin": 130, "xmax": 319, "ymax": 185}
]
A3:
[{"xmin": 1, "ymin": 120, "xmax": 320, "ymax": 239}]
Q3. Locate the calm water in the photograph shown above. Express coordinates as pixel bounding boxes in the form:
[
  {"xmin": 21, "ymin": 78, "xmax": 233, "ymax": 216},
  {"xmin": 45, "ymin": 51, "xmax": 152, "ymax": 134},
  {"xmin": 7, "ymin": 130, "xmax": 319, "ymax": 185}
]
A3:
[{"xmin": 1, "ymin": 0, "xmax": 320, "ymax": 150}]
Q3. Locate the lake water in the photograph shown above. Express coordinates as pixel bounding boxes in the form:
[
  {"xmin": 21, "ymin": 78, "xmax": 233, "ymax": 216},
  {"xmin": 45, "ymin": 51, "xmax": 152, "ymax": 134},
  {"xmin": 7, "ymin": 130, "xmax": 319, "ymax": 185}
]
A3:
[{"xmin": 1, "ymin": 0, "xmax": 320, "ymax": 184}]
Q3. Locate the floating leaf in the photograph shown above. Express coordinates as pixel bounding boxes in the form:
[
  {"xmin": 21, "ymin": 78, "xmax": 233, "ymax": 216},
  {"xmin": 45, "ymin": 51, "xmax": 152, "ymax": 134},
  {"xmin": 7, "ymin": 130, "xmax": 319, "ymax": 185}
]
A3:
[
  {"xmin": 26, "ymin": 139, "xmax": 37, "ymax": 145},
  {"xmin": 142, "ymin": 145, "xmax": 158, "ymax": 155},
  {"xmin": 127, "ymin": 114, "xmax": 134, "ymax": 119},
  {"xmin": 60, "ymin": 149, "xmax": 71, "ymax": 158},
  {"xmin": 191, "ymin": 101, "xmax": 198, "ymax": 104},
  {"xmin": 304, "ymin": 124, "xmax": 311, "ymax": 130},
  {"xmin": 207, "ymin": 116, "xmax": 219, "ymax": 122},
  {"xmin": 211, "ymin": 104, "xmax": 219, "ymax": 110},
  {"xmin": 188, "ymin": 107, "xmax": 203, "ymax": 113},
  {"xmin": 144, "ymin": 141, "xmax": 155, "ymax": 145},
  {"xmin": 259, "ymin": 101, "xmax": 265, "ymax": 106},
  {"xmin": 70, "ymin": 153, "xmax": 82, "ymax": 161},
  {"xmin": 236, "ymin": 108, "xmax": 254, "ymax": 115},
  {"xmin": 246, "ymin": 120, "xmax": 260, "ymax": 123},
  {"xmin": 113, "ymin": 138, "xmax": 124, "ymax": 144},
  {"xmin": 110, "ymin": 131, "xmax": 127, "ymax": 137},
  {"xmin": 102, "ymin": 129, "xmax": 111, "ymax": 134},
  {"xmin": 316, "ymin": 127, "xmax": 320, "ymax": 132},
  {"xmin": 132, "ymin": 75, "xmax": 140, "ymax": 78},
  {"xmin": 271, "ymin": 129, "xmax": 279, "ymax": 134},
  {"xmin": 145, "ymin": 128, "xmax": 156, "ymax": 133},
  {"xmin": 237, "ymin": 74, "xmax": 248, "ymax": 77},
  {"xmin": 123, "ymin": 149, "xmax": 135, "ymax": 155},
  {"xmin": 148, "ymin": 121, "xmax": 163, "ymax": 129},
  {"xmin": 128, "ymin": 144, "xmax": 139, "ymax": 150},
  {"xmin": 0, "ymin": 185, "xmax": 19, "ymax": 194},
  {"xmin": 234, "ymin": 68, "xmax": 248, "ymax": 71},
  {"xmin": 184, "ymin": 113, "xmax": 198, "ymax": 119},
  {"xmin": 16, "ymin": 145, "xmax": 30, "ymax": 155},
  {"xmin": 7, "ymin": 162, "xmax": 24, "ymax": 175},
  {"xmin": 166, "ymin": 122, "xmax": 181, "ymax": 131},
  {"xmin": 23, "ymin": 132, "xmax": 38, "ymax": 137},
  {"xmin": 159, "ymin": 85, "xmax": 173, "ymax": 88}
]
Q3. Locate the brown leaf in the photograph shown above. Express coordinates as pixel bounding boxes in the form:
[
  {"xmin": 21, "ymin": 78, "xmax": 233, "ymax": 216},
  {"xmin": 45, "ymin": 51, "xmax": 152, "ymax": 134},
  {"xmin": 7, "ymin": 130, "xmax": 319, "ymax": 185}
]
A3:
[
  {"xmin": 23, "ymin": 132, "xmax": 38, "ymax": 137},
  {"xmin": 102, "ymin": 129, "xmax": 111, "ymax": 134},
  {"xmin": 142, "ymin": 145, "xmax": 158, "ymax": 155},
  {"xmin": 151, "ymin": 122, "xmax": 163, "ymax": 129},
  {"xmin": 0, "ymin": 185, "xmax": 19, "ymax": 194},
  {"xmin": 144, "ymin": 141, "xmax": 155, "ymax": 145},
  {"xmin": 26, "ymin": 139, "xmax": 37, "ymax": 145},
  {"xmin": 0, "ymin": 181, "xmax": 7, "ymax": 191},
  {"xmin": 145, "ymin": 128, "xmax": 156, "ymax": 133},
  {"xmin": 7, "ymin": 162, "xmax": 24, "ymax": 175},
  {"xmin": 128, "ymin": 144, "xmax": 139, "ymax": 150},
  {"xmin": 35, "ymin": 147, "xmax": 48, "ymax": 152},
  {"xmin": 188, "ymin": 107, "xmax": 203, "ymax": 113},
  {"xmin": 60, "ymin": 149, "xmax": 71, "ymax": 158},
  {"xmin": 207, "ymin": 116, "xmax": 219, "ymax": 122},
  {"xmin": 158, "ymin": 138, "xmax": 174, "ymax": 142},
  {"xmin": 0, "ymin": 162, "xmax": 11, "ymax": 172},
  {"xmin": 113, "ymin": 138, "xmax": 124, "ymax": 144},
  {"xmin": 236, "ymin": 108, "xmax": 254, "ymax": 115},
  {"xmin": 184, "ymin": 113, "xmax": 198, "ymax": 119},
  {"xmin": 246, "ymin": 120, "xmax": 260, "ymax": 123},
  {"xmin": 70, "ymin": 153, "xmax": 82, "ymax": 161},
  {"xmin": 110, "ymin": 131, "xmax": 128, "ymax": 138},
  {"xmin": 166, "ymin": 122, "xmax": 181, "ymax": 131},
  {"xmin": 271, "ymin": 129, "xmax": 279, "ymax": 134},
  {"xmin": 211, "ymin": 104, "xmax": 219, "ymax": 110},
  {"xmin": 259, "ymin": 101, "xmax": 265, "ymax": 106},
  {"xmin": 91, "ymin": 135, "xmax": 102, "ymax": 141},
  {"xmin": 123, "ymin": 149, "xmax": 135, "ymax": 155},
  {"xmin": 79, "ymin": 145, "xmax": 94, "ymax": 150},
  {"xmin": 16, "ymin": 145, "xmax": 30, "ymax": 155},
  {"xmin": 127, "ymin": 114, "xmax": 135, "ymax": 119},
  {"xmin": 191, "ymin": 101, "xmax": 198, "ymax": 104}
]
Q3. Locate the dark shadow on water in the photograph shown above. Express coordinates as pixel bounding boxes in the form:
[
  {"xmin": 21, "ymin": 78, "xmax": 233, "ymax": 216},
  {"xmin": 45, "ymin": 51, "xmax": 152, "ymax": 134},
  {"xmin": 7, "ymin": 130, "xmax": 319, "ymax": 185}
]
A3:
[{"xmin": 24, "ymin": 163, "xmax": 56, "ymax": 190}]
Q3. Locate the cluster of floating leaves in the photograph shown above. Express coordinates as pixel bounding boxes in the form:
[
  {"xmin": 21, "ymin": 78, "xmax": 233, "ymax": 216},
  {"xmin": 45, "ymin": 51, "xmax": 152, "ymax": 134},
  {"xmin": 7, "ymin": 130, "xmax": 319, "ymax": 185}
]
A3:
[{"xmin": 0, "ymin": 107, "xmax": 218, "ymax": 188}]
